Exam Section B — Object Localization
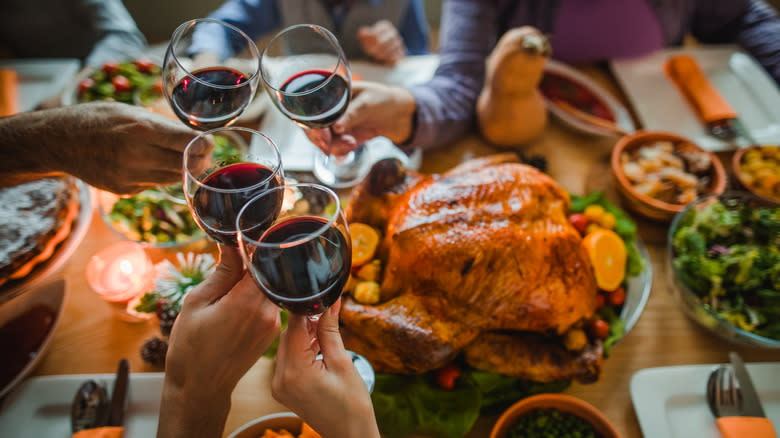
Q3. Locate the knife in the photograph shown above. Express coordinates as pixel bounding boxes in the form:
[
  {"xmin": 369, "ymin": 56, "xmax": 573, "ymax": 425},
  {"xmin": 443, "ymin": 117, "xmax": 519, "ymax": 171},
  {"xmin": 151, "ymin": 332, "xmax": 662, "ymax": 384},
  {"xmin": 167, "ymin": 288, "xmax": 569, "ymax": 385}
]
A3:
[
  {"xmin": 715, "ymin": 352, "xmax": 778, "ymax": 438},
  {"xmin": 664, "ymin": 54, "xmax": 757, "ymax": 148},
  {"xmin": 107, "ymin": 358, "xmax": 129, "ymax": 427}
]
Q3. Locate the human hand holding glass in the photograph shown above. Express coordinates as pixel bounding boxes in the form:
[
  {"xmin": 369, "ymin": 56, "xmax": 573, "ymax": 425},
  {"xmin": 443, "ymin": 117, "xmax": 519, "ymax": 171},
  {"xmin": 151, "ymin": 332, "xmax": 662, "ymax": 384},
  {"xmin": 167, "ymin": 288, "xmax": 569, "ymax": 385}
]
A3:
[{"xmin": 260, "ymin": 24, "xmax": 370, "ymax": 188}]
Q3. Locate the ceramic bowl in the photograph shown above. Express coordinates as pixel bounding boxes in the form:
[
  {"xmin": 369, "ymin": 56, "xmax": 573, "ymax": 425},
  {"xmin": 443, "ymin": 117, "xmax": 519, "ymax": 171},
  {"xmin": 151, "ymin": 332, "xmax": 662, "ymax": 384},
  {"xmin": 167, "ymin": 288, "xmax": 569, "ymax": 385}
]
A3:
[
  {"xmin": 732, "ymin": 145, "xmax": 780, "ymax": 205},
  {"xmin": 490, "ymin": 394, "xmax": 620, "ymax": 438},
  {"xmin": 227, "ymin": 412, "xmax": 303, "ymax": 438},
  {"xmin": 611, "ymin": 131, "xmax": 727, "ymax": 222}
]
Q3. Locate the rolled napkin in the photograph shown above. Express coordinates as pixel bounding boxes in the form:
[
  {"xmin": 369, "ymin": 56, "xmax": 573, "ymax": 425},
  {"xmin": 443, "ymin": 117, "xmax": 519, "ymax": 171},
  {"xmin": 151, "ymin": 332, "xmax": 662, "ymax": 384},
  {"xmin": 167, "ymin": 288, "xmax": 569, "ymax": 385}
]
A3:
[
  {"xmin": 664, "ymin": 54, "xmax": 737, "ymax": 123},
  {"xmin": 0, "ymin": 68, "xmax": 18, "ymax": 117},
  {"xmin": 72, "ymin": 426, "xmax": 124, "ymax": 438},
  {"xmin": 716, "ymin": 417, "xmax": 777, "ymax": 438}
]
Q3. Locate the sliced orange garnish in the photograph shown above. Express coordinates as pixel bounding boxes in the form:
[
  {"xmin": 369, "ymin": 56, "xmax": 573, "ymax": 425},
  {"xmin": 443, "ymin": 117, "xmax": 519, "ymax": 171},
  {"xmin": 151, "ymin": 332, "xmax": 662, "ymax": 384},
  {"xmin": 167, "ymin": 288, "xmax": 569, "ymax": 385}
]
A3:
[
  {"xmin": 582, "ymin": 229, "xmax": 626, "ymax": 291},
  {"xmin": 350, "ymin": 222, "xmax": 380, "ymax": 268}
]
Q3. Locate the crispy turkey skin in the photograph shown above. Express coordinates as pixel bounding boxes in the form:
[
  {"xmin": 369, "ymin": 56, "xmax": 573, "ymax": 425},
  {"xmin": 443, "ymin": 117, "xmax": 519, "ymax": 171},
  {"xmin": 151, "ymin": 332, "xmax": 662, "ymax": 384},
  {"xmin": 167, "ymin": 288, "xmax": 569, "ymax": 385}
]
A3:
[{"xmin": 342, "ymin": 155, "xmax": 602, "ymax": 382}]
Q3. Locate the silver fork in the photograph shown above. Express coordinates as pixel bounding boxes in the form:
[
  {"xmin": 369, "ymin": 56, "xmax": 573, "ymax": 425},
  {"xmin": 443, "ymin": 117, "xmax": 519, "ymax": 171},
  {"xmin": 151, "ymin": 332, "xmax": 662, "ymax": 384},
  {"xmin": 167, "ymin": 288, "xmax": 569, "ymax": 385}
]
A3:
[{"xmin": 706, "ymin": 364, "xmax": 743, "ymax": 418}]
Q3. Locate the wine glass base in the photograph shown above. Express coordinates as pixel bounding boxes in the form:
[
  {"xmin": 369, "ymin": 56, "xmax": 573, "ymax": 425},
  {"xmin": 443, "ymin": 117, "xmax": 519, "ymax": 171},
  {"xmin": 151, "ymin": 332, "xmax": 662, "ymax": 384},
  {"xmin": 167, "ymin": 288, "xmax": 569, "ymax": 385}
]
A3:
[{"xmin": 312, "ymin": 143, "xmax": 371, "ymax": 189}]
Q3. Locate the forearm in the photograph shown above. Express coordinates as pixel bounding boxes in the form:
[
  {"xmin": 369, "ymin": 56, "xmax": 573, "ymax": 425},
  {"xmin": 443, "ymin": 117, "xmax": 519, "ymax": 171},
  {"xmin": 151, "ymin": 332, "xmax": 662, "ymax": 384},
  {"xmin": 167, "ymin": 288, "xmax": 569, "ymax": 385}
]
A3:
[
  {"xmin": 157, "ymin": 380, "xmax": 232, "ymax": 438},
  {"xmin": 405, "ymin": 0, "xmax": 495, "ymax": 149},
  {"xmin": 0, "ymin": 111, "xmax": 67, "ymax": 187},
  {"xmin": 86, "ymin": 32, "xmax": 147, "ymax": 68},
  {"xmin": 734, "ymin": 0, "xmax": 780, "ymax": 83}
]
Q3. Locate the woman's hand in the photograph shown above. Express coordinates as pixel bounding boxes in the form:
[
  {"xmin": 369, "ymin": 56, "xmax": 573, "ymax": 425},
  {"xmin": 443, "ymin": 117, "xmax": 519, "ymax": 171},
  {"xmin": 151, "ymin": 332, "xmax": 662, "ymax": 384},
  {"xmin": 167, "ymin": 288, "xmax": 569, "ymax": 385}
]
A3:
[
  {"xmin": 158, "ymin": 246, "xmax": 281, "ymax": 438},
  {"xmin": 358, "ymin": 20, "xmax": 406, "ymax": 65},
  {"xmin": 272, "ymin": 300, "xmax": 380, "ymax": 438}
]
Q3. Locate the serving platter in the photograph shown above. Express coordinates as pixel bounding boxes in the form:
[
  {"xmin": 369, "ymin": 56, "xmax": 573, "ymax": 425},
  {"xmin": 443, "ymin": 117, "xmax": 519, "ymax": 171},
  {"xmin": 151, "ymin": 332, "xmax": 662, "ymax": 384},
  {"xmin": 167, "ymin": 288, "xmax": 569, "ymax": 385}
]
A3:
[
  {"xmin": 0, "ymin": 372, "xmax": 164, "ymax": 437},
  {"xmin": 0, "ymin": 179, "xmax": 93, "ymax": 304}
]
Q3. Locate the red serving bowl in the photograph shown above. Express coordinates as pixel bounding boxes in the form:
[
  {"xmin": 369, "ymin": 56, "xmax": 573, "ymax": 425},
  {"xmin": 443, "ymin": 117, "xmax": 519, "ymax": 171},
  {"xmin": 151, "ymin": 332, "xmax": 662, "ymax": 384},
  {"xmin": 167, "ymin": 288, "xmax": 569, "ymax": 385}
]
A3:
[
  {"xmin": 611, "ymin": 131, "xmax": 727, "ymax": 222},
  {"xmin": 490, "ymin": 394, "xmax": 620, "ymax": 438}
]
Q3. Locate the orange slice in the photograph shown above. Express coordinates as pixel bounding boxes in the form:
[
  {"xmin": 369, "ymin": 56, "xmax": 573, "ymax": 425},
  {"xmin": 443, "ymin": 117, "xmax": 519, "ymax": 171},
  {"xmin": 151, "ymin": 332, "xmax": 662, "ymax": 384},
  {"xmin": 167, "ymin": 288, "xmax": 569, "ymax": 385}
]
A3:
[
  {"xmin": 350, "ymin": 223, "xmax": 380, "ymax": 267},
  {"xmin": 582, "ymin": 229, "xmax": 626, "ymax": 291}
]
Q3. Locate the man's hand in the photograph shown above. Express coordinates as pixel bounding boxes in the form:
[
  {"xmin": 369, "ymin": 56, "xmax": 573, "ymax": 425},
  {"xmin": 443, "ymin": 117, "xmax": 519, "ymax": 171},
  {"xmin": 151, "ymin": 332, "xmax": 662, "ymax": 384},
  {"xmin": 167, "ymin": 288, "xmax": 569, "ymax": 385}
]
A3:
[
  {"xmin": 158, "ymin": 246, "xmax": 281, "ymax": 438},
  {"xmin": 357, "ymin": 20, "xmax": 406, "ymax": 65},
  {"xmin": 0, "ymin": 102, "xmax": 199, "ymax": 194}
]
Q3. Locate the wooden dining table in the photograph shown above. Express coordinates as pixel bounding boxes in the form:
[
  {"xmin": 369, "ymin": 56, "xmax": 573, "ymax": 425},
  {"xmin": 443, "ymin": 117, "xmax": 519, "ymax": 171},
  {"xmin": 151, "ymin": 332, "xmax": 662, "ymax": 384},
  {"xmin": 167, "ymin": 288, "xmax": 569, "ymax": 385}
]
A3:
[{"xmin": 24, "ymin": 63, "xmax": 780, "ymax": 438}]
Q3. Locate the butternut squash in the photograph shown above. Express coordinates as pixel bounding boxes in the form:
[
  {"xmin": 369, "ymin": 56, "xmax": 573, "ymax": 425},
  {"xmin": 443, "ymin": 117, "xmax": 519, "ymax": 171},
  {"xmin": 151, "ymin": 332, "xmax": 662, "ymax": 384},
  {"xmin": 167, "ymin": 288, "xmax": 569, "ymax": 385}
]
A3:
[{"xmin": 477, "ymin": 27, "xmax": 550, "ymax": 147}]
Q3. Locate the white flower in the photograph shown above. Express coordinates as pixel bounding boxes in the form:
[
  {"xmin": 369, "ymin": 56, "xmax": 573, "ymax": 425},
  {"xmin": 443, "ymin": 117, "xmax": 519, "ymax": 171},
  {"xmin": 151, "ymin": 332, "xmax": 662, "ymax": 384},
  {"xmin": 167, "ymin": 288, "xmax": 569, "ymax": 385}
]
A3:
[{"xmin": 153, "ymin": 252, "xmax": 216, "ymax": 301}]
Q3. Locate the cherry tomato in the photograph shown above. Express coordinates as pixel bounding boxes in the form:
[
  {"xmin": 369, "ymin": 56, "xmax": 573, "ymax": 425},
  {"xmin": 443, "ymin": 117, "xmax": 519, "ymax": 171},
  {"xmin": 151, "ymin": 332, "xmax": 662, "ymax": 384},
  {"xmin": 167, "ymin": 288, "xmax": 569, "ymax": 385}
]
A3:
[
  {"xmin": 568, "ymin": 213, "xmax": 588, "ymax": 235},
  {"xmin": 435, "ymin": 364, "xmax": 461, "ymax": 391},
  {"xmin": 77, "ymin": 78, "xmax": 95, "ymax": 95},
  {"xmin": 102, "ymin": 61, "xmax": 119, "ymax": 76},
  {"xmin": 112, "ymin": 75, "xmax": 131, "ymax": 93},
  {"xmin": 590, "ymin": 319, "xmax": 609, "ymax": 340},
  {"xmin": 134, "ymin": 58, "xmax": 154, "ymax": 74},
  {"xmin": 595, "ymin": 293, "xmax": 605, "ymax": 309},
  {"xmin": 608, "ymin": 286, "xmax": 626, "ymax": 307}
]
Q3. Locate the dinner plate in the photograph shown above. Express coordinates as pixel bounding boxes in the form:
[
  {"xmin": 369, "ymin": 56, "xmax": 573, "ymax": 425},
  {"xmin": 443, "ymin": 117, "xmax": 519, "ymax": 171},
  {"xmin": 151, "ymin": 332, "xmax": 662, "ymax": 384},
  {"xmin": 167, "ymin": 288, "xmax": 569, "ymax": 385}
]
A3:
[
  {"xmin": 0, "ymin": 58, "xmax": 81, "ymax": 111},
  {"xmin": 542, "ymin": 59, "xmax": 636, "ymax": 137},
  {"xmin": 0, "ymin": 279, "xmax": 67, "ymax": 400},
  {"xmin": 0, "ymin": 372, "xmax": 164, "ymax": 437},
  {"xmin": 611, "ymin": 45, "xmax": 780, "ymax": 151},
  {"xmin": 631, "ymin": 362, "xmax": 780, "ymax": 437},
  {"xmin": 0, "ymin": 179, "xmax": 93, "ymax": 304},
  {"xmin": 619, "ymin": 237, "xmax": 652, "ymax": 337}
]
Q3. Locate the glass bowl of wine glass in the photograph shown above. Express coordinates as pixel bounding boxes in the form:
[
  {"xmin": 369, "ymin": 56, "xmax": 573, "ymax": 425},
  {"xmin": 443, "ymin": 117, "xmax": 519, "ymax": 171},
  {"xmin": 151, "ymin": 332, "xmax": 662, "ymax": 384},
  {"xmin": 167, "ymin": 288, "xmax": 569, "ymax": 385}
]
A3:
[
  {"xmin": 162, "ymin": 18, "xmax": 260, "ymax": 131},
  {"xmin": 183, "ymin": 127, "xmax": 284, "ymax": 246},
  {"xmin": 237, "ymin": 183, "xmax": 351, "ymax": 319}
]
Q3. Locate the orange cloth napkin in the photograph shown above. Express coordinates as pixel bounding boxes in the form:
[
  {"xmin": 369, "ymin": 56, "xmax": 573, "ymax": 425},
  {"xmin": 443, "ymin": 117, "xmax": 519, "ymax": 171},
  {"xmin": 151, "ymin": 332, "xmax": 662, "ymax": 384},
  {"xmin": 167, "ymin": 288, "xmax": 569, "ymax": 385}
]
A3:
[
  {"xmin": 717, "ymin": 417, "xmax": 777, "ymax": 438},
  {"xmin": 664, "ymin": 54, "xmax": 737, "ymax": 123},
  {"xmin": 72, "ymin": 426, "xmax": 124, "ymax": 438},
  {"xmin": 0, "ymin": 68, "xmax": 18, "ymax": 117}
]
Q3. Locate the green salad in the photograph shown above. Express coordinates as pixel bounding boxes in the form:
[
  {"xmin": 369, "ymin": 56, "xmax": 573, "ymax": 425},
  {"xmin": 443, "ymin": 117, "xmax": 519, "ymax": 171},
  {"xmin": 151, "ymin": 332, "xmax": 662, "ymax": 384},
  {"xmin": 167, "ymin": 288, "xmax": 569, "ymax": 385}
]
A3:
[
  {"xmin": 672, "ymin": 198, "xmax": 780, "ymax": 339},
  {"xmin": 108, "ymin": 189, "xmax": 202, "ymax": 245}
]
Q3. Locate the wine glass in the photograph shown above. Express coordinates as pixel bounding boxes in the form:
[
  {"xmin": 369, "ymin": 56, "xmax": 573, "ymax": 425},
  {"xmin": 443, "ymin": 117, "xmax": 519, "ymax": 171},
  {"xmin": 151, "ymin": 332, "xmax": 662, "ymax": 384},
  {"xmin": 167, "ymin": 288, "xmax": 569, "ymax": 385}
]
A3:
[
  {"xmin": 162, "ymin": 18, "xmax": 260, "ymax": 131},
  {"xmin": 260, "ymin": 24, "xmax": 370, "ymax": 188},
  {"xmin": 183, "ymin": 127, "xmax": 284, "ymax": 246},
  {"xmin": 236, "ymin": 183, "xmax": 352, "ymax": 320}
]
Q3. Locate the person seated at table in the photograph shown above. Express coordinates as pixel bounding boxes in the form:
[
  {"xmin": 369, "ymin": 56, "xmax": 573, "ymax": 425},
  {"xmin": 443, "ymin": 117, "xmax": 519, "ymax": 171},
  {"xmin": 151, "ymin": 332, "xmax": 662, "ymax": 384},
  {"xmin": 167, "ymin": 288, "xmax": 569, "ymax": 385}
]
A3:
[
  {"xmin": 314, "ymin": 0, "xmax": 780, "ymax": 154},
  {"xmin": 0, "ymin": 0, "xmax": 147, "ymax": 68},
  {"xmin": 0, "ymin": 102, "xmax": 198, "ymax": 194},
  {"xmin": 157, "ymin": 245, "xmax": 380, "ymax": 438},
  {"xmin": 190, "ymin": 0, "xmax": 429, "ymax": 65}
]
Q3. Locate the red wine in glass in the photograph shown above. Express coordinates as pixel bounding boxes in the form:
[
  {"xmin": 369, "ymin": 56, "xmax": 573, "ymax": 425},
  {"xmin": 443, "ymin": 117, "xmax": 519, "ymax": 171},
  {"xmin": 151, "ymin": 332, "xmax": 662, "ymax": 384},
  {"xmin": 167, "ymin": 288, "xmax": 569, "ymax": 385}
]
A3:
[
  {"xmin": 279, "ymin": 70, "xmax": 350, "ymax": 129},
  {"xmin": 192, "ymin": 162, "xmax": 283, "ymax": 245},
  {"xmin": 171, "ymin": 67, "xmax": 253, "ymax": 130},
  {"xmin": 250, "ymin": 216, "xmax": 350, "ymax": 315}
]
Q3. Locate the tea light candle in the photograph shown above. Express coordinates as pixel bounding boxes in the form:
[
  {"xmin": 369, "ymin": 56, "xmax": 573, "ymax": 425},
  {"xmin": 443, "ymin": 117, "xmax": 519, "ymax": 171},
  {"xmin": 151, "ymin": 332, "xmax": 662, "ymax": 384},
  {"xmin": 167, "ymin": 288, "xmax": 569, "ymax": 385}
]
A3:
[{"xmin": 86, "ymin": 242, "xmax": 153, "ymax": 303}]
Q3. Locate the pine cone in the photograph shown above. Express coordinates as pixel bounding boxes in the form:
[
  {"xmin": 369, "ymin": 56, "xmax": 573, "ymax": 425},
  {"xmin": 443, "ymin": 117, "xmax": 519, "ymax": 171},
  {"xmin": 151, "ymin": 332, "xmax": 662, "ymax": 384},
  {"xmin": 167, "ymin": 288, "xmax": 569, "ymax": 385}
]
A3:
[
  {"xmin": 156, "ymin": 299, "xmax": 179, "ymax": 336},
  {"xmin": 141, "ymin": 337, "xmax": 168, "ymax": 367}
]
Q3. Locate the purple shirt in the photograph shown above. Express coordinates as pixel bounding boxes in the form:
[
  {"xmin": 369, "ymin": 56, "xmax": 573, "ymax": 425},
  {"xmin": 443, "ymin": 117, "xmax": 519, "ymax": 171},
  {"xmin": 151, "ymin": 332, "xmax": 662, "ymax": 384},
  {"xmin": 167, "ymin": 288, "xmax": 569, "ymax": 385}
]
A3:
[
  {"xmin": 407, "ymin": 0, "xmax": 780, "ymax": 151},
  {"xmin": 553, "ymin": 0, "xmax": 663, "ymax": 63}
]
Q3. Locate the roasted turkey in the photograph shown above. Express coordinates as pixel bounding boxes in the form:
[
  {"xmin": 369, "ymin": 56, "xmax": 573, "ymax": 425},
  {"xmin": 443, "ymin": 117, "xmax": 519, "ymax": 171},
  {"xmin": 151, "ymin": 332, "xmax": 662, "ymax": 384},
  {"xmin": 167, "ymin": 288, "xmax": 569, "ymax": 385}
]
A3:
[{"xmin": 341, "ymin": 154, "xmax": 604, "ymax": 383}]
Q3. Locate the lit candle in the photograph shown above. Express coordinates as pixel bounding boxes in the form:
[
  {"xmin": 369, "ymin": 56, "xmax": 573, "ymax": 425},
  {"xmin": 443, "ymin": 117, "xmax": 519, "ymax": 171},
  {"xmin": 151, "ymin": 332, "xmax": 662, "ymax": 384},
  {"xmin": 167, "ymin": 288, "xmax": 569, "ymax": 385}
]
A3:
[{"xmin": 86, "ymin": 242, "xmax": 153, "ymax": 303}]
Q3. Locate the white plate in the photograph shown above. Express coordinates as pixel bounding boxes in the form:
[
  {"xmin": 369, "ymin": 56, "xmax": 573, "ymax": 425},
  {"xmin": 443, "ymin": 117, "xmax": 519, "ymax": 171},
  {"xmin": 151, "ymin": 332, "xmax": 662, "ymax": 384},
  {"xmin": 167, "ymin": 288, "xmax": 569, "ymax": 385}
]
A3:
[
  {"xmin": 611, "ymin": 45, "xmax": 780, "ymax": 151},
  {"xmin": 0, "ymin": 373, "xmax": 165, "ymax": 437},
  {"xmin": 0, "ymin": 58, "xmax": 81, "ymax": 111},
  {"xmin": 258, "ymin": 55, "xmax": 438, "ymax": 173},
  {"xmin": 0, "ymin": 179, "xmax": 93, "ymax": 303},
  {"xmin": 0, "ymin": 279, "xmax": 67, "ymax": 400},
  {"xmin": 631, "ymin": 362, "xmax": 780, "ymax": 437},
  {"xmin": 542, "ymin": 59, "xmax": 636, "ymax": 137}
]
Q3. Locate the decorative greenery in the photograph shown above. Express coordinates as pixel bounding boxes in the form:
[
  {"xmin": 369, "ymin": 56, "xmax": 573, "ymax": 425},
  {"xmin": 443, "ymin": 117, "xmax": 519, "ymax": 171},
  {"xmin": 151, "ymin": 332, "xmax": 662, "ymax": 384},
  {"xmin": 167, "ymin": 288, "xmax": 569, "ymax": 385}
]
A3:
[{"xmin": 134, "ymin": 252, "xmax": 216, "ymax": 313}]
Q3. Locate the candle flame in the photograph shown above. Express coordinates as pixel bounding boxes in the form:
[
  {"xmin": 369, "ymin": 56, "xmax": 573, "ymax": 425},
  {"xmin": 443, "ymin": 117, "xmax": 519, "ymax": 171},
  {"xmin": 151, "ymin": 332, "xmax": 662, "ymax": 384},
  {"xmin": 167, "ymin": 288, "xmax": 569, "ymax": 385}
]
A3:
[{"xmin": 120, "ymin": 259, "xmax": 133, "ymax": 275}]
